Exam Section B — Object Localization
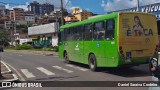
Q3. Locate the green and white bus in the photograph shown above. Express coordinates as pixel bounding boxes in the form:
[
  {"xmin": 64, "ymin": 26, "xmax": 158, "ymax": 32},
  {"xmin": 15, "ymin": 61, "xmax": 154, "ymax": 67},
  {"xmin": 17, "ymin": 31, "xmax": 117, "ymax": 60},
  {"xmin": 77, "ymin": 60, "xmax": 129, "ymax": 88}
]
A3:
[{"xmin": 59, "ymin": 12, "xmax": 158, "ymax": 71}]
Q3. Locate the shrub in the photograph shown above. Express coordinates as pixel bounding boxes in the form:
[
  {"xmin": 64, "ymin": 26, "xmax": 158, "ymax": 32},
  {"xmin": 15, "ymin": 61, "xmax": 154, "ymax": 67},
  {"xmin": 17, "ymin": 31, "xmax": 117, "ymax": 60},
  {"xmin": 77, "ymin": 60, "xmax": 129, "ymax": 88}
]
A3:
[
  {"xmin": 15, "ymin": 44, "xmax": 33, "ymax": 50},
  {"xmin": 15, "ymin": 44, "xmax": 21, "ymax": 50},
  {"xmin": 41, "ymin": 47, "xmax": 50, "ymax": 51},
  {"xmin": 53, "ymin": 46, "xmax": 58, "ymax": 52},
  {"xmin": 50, "ymin": 46, "xmax": 58, "ymax": 52}
]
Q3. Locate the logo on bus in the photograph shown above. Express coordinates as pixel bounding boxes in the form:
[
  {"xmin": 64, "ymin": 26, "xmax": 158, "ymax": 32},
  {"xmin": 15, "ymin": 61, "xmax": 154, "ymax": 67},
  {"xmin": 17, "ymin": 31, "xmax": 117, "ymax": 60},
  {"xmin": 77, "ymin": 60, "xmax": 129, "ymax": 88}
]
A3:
[{"xmin": 75, "ymin": 43, "xmax": 79, "ymax": 50}]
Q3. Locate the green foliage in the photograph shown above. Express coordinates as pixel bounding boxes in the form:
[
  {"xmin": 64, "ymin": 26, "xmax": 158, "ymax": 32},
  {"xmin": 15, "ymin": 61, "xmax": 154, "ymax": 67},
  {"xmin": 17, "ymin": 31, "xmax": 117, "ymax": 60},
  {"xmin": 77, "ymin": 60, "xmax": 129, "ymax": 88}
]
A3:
[
  {"xmin": 41, "ymin": 47, "xmax": 50, "ymax": 51},
  {"xmin": 0, "ymin": 31, "xmax": 8, "ymax": 39},
  {"xmin": 15, "ymin": 44, "xmax": 33, "ymax": 50},
  {"xmin": 0, "ymin": 31, "xmax": 10, "ymax": 47},
  {"xmin": 21, "ymin": 28, "xmax": 28, "ymax": 33},
  {"xmin": 52, "ymin": 46, "xmax": 58, "ymax": 52}
]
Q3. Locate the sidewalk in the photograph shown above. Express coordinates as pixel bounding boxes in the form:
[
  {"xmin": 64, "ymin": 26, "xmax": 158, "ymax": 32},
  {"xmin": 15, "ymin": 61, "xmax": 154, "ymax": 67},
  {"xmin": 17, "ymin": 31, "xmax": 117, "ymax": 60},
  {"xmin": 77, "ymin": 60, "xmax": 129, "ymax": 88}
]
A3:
[
  {"xmin": 5, "ymin": 49, "xmax": 58, "ymax": 56},
  {"xmin": 0, "ymin": 61, "xmax": 18, "ymax": 82}
]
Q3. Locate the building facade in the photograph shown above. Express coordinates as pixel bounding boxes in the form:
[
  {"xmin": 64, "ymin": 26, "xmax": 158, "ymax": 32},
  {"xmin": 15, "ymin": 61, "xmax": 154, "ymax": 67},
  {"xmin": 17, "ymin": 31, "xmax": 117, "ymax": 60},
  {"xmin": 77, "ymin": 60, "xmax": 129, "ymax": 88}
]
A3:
[
  {"xmin": 65, "ymin": 8, "xmax": 93, "ymax": 22},
  {"xmin": 0, "ymin": 5, "xmax": 5, "ymax": 16},
  {"xmin": 25, "ymin": 14, "xmax": 35, "ymax": 24},
  {"xmin": 0, "ymin": 14, "xmax": 10, "ymax": 30},
  {"xmin": 28, "ymin": 23, "xmax": 59, "ymax": 47},
  {"xmin": 10, "ymin": 8, "xmax": 25, "ymax": 21},
  {"xmin": 4, "ymin": 21, "xmax": 14, "ymax": 31},
  {"xmin": 73, "ymin": 8, "xmax": 93, "ymax": 21},
  {"xmin": 28, "ymin": 1, "xmax": 54, "ymax": 15},
  {"xmin": 64, "ymin": 14, "xmax": 78, "ymax": 22}
]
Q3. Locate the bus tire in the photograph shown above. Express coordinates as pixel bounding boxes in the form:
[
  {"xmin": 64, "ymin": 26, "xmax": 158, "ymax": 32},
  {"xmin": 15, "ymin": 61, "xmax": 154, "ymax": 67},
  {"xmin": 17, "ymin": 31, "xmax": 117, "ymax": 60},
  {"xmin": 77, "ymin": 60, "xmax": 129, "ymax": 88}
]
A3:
[
  {"xmin": 64, "ymin": 52, "xmax": 70, "ymax": 64},
  {"xmin": 89, "ymin": 54, "xmax": 97, "ymax": 71}
]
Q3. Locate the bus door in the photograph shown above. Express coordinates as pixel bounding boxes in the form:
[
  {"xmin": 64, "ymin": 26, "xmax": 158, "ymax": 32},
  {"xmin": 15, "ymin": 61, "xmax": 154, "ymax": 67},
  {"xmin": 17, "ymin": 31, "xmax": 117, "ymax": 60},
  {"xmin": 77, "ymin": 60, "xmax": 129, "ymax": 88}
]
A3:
[
  {"xmin": 74, "ymin": 26, "xmax": 84, "ymax": 63},
  {"xmin": 92, "ymin": 22, "xmax": 106, "ymax": 66},
  {"xmin": 104, "ymin": 19, "xmax": 118, "ymax": 66}
]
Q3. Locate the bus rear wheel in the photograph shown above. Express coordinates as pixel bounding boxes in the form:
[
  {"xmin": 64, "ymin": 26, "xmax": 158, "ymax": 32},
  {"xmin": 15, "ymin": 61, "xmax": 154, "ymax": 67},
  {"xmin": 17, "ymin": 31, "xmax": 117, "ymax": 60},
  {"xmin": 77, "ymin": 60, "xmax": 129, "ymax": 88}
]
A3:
[
  {"xmin": 89, "ymin": 54, "xmax": 97, "ymax": 71},
  {"xmin": 64, "ymin": 52, "xmax": 70, "ymax": 63}
]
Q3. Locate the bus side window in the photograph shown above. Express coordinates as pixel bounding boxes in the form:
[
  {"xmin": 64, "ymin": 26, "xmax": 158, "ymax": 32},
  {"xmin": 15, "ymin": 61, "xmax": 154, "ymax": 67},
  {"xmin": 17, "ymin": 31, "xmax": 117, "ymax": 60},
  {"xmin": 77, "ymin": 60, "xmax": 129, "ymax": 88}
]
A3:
[
  {"xmin": 77, "ymin": 26, "xmax": 83, "ymax": 41},
  {"xmin": 106, "ymin": 19, "xmax": 115, "ymax": 40},
  {"xmin": 64, "ymin": 28, "xmax": 67, "ymax": 41},
  {"xmin": 64, "ymin": 28, "xmax": 70, "ymax": 41},
  {"xmin": 93, "ymin": 22, "xmax": 105, "ymax": 40},
  {"xmin": 84, "ymin": 24, "xmax": 93, "ymax": 40},
  {"xmin": 73, "ymin": 27, "xmax": 78, "ymax": 41},
  {"xmin": 70, "ymin": 27, "xmax": 74, "ymax": 41}
]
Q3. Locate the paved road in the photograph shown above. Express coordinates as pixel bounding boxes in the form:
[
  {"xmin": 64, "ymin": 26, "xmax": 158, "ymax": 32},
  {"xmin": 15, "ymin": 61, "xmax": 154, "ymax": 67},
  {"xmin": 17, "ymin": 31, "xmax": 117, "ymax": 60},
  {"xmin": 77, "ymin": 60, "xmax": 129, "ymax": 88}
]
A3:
[{"xmin": 1, "ymin": 51, "xmax": 155, "ymax": 90}]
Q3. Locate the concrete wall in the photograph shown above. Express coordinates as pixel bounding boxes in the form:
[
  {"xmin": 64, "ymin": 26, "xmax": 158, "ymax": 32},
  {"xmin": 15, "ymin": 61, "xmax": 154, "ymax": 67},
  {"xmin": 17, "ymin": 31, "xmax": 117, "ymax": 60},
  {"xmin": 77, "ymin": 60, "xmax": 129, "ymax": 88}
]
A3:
[
  {"xmin": 19, "ymin": 38, "xmax": 32, "ymax": 45},
  {"xmin": 28, "ymin": 23, "xmax": 59, "ymax": 35},
  {"xmin": 52, "ymin": 34, "xmax": 58, "ymax": 46}
]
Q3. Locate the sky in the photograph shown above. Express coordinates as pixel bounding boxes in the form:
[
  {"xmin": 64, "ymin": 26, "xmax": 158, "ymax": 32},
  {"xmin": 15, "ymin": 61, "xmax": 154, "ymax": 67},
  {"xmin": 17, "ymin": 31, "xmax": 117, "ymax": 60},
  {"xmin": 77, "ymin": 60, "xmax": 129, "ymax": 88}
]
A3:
[{"xmin": 0, "ymin": 0, "xmax": 160, "ymax": 14}]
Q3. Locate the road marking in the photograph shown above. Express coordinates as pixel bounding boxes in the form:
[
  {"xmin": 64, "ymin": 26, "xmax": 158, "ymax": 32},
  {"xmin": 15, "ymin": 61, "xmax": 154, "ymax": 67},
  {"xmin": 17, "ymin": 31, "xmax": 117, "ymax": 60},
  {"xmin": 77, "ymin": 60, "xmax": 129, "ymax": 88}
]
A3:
[
  {"xmin": 65, "ymin": 64, "xmax": 88, "ymax": 71},
  {"xmin": 52, "ymin": 66, "xmax": 73, "ymax": 73},
  {"xmin": 21, "ymin": 69, "xmax": 35, "ymax": 78},
  {"xmin": 2, "ymin": 61, "xmax": 26, "ymax": 81},
  {"xmin": 18, "ymin": 55, "xmax": 23, "ymax": 56},
  {"xmin": 37, "ymin": 67, "xmax": 55, "ymax": 75}
]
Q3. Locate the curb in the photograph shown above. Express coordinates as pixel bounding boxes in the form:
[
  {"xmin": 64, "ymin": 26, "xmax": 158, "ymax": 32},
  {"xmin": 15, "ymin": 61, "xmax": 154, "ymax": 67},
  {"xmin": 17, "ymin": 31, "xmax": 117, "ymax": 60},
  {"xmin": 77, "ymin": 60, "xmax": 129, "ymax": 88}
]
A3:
[
  {"xmin": 5, "ymin": 62, "xmax": 25, "ymax": 81},
  {"xmin": 1, "ymin": 61, "xmax": 12, "ymax": 74},
  {"xmin": 2, "ymin": 74, "xmax": 18, "ymax": 82},
  {"xmin": 0, "ymin": 61, "xmax": 19, "ymax": 82},
  {"xmin": 5, "ymin": 50, "xmax": 58, "ymax": 57}
]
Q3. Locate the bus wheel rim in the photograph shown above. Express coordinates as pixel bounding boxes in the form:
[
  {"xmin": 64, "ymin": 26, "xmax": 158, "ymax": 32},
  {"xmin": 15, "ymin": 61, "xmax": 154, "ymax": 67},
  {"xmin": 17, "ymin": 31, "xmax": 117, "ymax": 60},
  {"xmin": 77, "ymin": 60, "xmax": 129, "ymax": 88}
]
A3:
[
  {"xmin": 65, "ymin": 53, "xmax": 68, "ymax": 61},
  {"xmin": 90, "ymin": 58, "xmax": 95, "ymax": 69}
]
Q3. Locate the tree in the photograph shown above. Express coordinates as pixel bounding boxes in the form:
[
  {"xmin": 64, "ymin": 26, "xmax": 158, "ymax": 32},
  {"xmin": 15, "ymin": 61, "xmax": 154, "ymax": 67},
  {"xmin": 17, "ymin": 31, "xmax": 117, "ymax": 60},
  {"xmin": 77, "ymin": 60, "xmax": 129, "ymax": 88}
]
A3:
[{"xmin": 0, "ymin": 31, "xmax": 10, "ymax": 47}]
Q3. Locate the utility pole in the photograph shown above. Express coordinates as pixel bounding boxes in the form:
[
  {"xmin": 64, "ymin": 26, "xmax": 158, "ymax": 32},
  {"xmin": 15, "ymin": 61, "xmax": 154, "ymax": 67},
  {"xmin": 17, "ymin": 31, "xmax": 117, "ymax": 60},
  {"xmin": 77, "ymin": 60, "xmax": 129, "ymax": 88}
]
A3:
[
  {"xmin": 60, "ymin": 0, "xmax": 64, "ymax": 25},
  {"xmin": 137, "ymin": 0, "xmax": 140, "ymax": 12},
  {"xmin": 10, "ymin": 21, "xmax": 16, "ymax": 46},
  {"xmin": 11, "ymin": 21, "xmax": 13, "ymax": 46}
]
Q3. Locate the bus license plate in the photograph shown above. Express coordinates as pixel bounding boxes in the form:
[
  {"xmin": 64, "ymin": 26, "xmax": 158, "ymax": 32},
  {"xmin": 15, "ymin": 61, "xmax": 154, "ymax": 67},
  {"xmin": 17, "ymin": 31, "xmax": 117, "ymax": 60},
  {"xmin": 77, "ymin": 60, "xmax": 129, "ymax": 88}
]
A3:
[{"xmin": 136, "ymin": 50, "xmax": 143, "ymax": 54}]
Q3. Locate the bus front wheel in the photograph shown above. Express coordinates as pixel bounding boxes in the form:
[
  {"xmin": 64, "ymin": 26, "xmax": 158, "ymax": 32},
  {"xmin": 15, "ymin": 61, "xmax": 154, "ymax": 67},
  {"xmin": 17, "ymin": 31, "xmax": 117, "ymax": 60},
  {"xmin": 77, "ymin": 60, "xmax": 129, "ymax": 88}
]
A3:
[
  {"xmin": 64, "ymin": 52, "xmax": 70, "ymax": 63},
  {"xmin": 89, "ymin": 54, "xmax": 97, "ymax": 71}
]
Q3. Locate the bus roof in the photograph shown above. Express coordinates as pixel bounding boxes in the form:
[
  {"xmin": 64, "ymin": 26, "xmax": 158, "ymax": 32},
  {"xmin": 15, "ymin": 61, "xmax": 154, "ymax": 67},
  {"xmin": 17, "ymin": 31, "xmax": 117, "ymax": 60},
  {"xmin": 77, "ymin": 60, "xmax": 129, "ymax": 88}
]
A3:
[{"xmin": 60, "ymin": 12, "xmax": 156, "ymax": 30}]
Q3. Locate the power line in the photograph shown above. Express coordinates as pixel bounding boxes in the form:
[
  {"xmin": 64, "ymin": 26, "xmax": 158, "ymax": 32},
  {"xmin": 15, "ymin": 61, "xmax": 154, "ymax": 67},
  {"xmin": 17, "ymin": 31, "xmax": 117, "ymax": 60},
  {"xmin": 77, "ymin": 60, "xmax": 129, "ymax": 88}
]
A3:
[{"xmin": 64, "ymin": 0, "xmax": 70, "ymax": 8}]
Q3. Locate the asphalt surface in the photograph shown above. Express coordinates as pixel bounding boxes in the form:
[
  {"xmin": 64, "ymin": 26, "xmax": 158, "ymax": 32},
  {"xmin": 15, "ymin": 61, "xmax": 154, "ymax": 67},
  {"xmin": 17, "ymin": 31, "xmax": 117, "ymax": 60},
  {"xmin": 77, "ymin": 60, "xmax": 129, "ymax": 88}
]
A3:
[{"xmin": 1, "ymin": 51, "xmax": 156, "ymax": 90}]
